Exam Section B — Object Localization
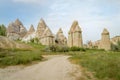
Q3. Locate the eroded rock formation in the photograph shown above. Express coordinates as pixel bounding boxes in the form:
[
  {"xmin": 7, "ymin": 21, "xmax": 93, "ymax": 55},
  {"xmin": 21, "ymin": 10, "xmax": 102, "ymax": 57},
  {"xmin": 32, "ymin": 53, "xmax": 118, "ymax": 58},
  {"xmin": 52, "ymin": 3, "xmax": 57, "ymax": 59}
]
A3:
[
  {"xmin": 55, "ymin": 28, "xmax": 67, "ymax": 45},
  {"xmin": 111, "ymin": 36, "xmax": 120, "ymax": 45},
  {"xmin": 40, "ymin": 27, "xmax": 54, "ymax": 45},
  {"xmin": 22, "ymin": 24, "xmax": 36, "ymax": 42},
  {"xmin": 36, "ymin": 18, "xmax": 47, "ymax": 39},
  {"xmin": 99, "ymin": 28, "xmax": 111, "ymax": 50},
  {"xmin": 68, "ymin": 20, "xmax": 83, "ymax": 47},
  {"xmin": 7, "ymin": 19, "xmax": 27, "ymax": 40}
]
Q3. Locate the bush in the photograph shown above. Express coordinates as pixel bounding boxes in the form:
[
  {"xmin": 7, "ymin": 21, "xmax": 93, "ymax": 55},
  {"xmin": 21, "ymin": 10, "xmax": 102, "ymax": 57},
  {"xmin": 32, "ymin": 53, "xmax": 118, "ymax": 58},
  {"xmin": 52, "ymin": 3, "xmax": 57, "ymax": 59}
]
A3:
[
  {"xmin": 0, "ymin": 24, "xmax": 6, "ymax": 36},
  {"xmin": 30, "ymin": 38, "xmax": 34, "ymax": 43},
  {"xmin": 44, "ymin": 45, "xmax": 69, "ymax": 52},
  {"xmin": 70, "ymin": 46, "xmax": 86, "ymax": 51}
]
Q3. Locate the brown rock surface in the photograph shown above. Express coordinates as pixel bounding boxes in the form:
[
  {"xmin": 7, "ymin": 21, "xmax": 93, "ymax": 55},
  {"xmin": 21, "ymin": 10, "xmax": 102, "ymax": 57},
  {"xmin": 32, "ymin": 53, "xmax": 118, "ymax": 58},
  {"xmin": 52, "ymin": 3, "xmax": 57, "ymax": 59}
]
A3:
[
  {"xmin": 68, "ymin": 20, "xmax": 83, "ymax": 47},
  {"xmin": 99, "ymin": 28, "xmax": 111, "ymax": 50},
  {"xmin": 40, "ymin": 27, "xmax": 54, "ymax": 45},
  {"xmin": 111, "ymin": 36, "xmax": 120, "ymax": 45},
  {"xmin": 7, "ymin": 19, "xmax": 27, "ymax": 40},
  {"xmin": 36, "ymin": 18, "xmax": 47, "ymax": 38},
  {"xmin": 0, "ymin": 36, "xmax": 32, "ymax": 49},
  {"xmin": 56, "ymin": 28, "xmax": 67, "ymax": 45}
]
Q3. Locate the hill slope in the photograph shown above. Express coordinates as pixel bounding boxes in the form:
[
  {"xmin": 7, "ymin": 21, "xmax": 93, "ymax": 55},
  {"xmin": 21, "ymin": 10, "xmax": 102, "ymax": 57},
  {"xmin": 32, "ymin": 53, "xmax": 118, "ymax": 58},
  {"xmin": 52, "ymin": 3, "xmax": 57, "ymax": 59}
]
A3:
[{"xmin": 0, "ymin": 36, "xmax": 32, "ymax": 49}]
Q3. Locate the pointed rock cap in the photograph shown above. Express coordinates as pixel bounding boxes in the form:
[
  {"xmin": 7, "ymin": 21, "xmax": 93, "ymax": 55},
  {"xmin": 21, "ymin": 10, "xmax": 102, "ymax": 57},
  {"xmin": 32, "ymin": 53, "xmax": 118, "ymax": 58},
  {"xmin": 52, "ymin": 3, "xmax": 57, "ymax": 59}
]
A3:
[
  {"xmin": 74, "ymin": 25, "xmax": 82, "ymax": 32},
  {"xmin": 102, "ymin": 28, "xmax": 109, "ymax": 35},
  {"xmin": 14, "ymin": 18, "xmax": 22, "ymax": 26},
  {"xmin": 37, "ymin": 18, "xmax": 47, "ymax": 34},
  {"xmin": 69, "ymin": 20, "xmax": 79, "ymax": 33},
  {"xmin": 38, "ymin": 18, "xmax": 47, "ymax": 28},
  {"xmin": 57, "ymin": 28, "xmax": 63, "ymax": 35},
  {"xmin": 58, "ymin": 28, "xmax": 63, "ymax": 33},
  {"xmin": 28, "ymin": 24, "xmax": 35, "ymax": 33},
  {"xmin": 42, "ymin": 27, "xmax": 53, "ymax": 37},
  {"xmin": 56, "ymin": 28, "xmax": 66, "ymax": 39},
  {"xmin": 39, "ymin": 18, "xmax": 44, "ymax": 23}
]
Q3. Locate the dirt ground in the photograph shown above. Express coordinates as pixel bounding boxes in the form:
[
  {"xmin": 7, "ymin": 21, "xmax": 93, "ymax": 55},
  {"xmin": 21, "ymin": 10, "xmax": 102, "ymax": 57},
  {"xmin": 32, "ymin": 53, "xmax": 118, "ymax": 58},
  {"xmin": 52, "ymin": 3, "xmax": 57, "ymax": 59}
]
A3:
[{"xmin": 0, "ymin": 55, "xmax": 81, "ymax": 80}]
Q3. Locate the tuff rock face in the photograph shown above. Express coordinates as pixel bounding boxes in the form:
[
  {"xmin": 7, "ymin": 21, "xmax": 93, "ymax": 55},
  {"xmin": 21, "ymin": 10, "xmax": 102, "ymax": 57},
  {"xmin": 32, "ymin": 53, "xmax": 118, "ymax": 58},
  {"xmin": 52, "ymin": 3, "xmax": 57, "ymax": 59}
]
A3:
[
  {"xmin": 28, "ymin": 24, "xmax": 35, "ymax": 33},
  {"xmin": 40, "ymin": 27, "xmax": 54, "ymax": 45},
  {"xmin": 99, "ymin": 28, "xmax": 111, "ymax": 50},
  {"xmin": 36, "ymin": 18, "xmax": 47, "ymax": 39},
  {"xmin": 111, "ymin": 36, "xmax": 120, "ymax": 45},
  {"xmin": 68, "ymin": 20, "xmax": 83, "ymax": 47},
  {"xmin": 7, "ymin": 19, "xmax": 27, "ymax": 40},
  {"xmin": 0, "ymin": 36, "xmax": 32, "ymax": 49},
  {"xmin": 55, "ymin": 28, "xmax": 67, "ymax": 45},
  {"xmin": 22, "ymin": 24, "xmax": 35, "ymax": 42}
]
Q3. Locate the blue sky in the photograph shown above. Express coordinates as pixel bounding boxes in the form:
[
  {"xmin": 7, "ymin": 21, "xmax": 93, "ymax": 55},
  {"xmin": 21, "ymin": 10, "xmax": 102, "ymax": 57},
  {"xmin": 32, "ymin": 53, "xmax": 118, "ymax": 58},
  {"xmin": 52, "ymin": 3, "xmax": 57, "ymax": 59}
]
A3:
[{"xmin": 0, "ymin": 0, "xmax": 120, "ymax": 43}]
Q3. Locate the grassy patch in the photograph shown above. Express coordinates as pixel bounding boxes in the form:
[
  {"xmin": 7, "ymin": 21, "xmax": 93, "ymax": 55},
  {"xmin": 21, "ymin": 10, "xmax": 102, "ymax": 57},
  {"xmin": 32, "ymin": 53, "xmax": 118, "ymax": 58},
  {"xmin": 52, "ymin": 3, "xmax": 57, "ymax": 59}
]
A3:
[
  {"xmin": 27, "ymin": 42, "xmax": 45, "ymax": 50},
  {"xmin": 0, "ymin": 48, "xmax": 43, "ymax": 67},
  {"xmin": 69, "ymin": 51, "xmax": 120, "ymax": 80}
]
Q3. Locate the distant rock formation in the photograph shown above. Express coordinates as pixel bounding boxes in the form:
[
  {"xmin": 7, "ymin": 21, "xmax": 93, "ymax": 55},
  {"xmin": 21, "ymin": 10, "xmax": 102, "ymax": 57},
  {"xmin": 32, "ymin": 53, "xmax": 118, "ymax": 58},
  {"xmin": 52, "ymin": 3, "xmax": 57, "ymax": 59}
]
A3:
[
  {"xmin": 111, "ymin": 36, "xmax": 120, "ymax": 45},
  {"xmin": 68, "ymin": 20, "xmax": 83, "ymax": 47},
  {"xmin": 93, "ymin": 40, "xmax": 100, "ymax": 48},
  {"xmin": 99, "ymin": 28, "xmax": 111, "ymax": 50},
  {"xmin": 55, "ymin": 28, "xmax": 67, "ymax": 45},
  {"xmin": 7, "ymin": 18, "xmax": 119, "ymax": 49},
  {"xmin": 22, "ymin": 24, "xmax": 36, "ymax": 42},
  {"xmin": 7, "ymin": 19, "xmax": 27, "ymax": 40},
  {"xmin": 87, "ymin": 40, "xmax": 93, "ymax": 49},
  {"xmin": 28, "ymin": 24, "xmax": 35, "ymax": 34}
]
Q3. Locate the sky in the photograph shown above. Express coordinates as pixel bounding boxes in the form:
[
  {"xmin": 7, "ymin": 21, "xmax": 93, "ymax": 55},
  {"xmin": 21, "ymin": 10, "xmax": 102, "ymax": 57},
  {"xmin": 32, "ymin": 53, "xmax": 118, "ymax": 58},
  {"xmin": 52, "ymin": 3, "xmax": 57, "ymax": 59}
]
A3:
[{"xmin": 0, "ymin": 0, "xmax": 120, "ymax": 43}]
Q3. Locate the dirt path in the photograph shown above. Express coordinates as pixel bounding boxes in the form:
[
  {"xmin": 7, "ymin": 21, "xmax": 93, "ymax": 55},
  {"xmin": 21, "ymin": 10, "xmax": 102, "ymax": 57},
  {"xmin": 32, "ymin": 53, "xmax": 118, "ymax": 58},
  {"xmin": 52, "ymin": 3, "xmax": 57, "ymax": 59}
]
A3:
[{"xmin": 0, "ymin": 55, "xmax": 81, "ymax": 80}]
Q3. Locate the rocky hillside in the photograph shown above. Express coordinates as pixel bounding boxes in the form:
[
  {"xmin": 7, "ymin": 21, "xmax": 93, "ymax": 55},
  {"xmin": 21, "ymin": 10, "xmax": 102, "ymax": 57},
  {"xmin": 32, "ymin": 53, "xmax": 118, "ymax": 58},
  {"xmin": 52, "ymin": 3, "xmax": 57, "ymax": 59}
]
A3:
[{"xmin": 0, "ymin": 36, "xmax": 32, "ymax": 49}]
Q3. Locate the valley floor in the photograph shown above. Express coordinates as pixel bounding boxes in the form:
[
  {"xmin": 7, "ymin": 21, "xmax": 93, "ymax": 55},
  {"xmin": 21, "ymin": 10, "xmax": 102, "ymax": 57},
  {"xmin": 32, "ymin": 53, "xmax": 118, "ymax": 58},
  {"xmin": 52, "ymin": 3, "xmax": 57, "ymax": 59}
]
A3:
[{"xmin": 0, "ymin": 55, "xmax": 81, "ymax": 80}]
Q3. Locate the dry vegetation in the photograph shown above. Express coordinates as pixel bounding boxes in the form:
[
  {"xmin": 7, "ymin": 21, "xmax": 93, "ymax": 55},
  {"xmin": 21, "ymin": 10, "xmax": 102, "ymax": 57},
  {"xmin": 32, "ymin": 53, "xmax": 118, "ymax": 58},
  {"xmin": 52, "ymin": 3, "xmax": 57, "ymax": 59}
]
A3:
[{"xmin": 0, "ymin": 39, "xmax": 120, "ymax": 80}]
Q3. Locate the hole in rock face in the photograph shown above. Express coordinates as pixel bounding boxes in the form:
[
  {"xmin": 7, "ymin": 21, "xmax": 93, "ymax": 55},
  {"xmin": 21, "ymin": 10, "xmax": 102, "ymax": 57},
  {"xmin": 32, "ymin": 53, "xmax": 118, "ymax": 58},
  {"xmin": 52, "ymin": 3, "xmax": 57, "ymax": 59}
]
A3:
[{"xmin": 55, "ymin": 39, "xmax": 59, "ymax": 44}]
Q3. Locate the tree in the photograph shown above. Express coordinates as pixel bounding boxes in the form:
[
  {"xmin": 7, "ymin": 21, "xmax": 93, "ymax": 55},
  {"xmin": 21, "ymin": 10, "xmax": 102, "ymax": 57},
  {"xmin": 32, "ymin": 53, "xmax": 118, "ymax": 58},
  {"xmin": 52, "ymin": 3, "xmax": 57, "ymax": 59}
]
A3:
[{"xmin": 0, "ymin": 24, "xmax": 6, "ymax": 36}]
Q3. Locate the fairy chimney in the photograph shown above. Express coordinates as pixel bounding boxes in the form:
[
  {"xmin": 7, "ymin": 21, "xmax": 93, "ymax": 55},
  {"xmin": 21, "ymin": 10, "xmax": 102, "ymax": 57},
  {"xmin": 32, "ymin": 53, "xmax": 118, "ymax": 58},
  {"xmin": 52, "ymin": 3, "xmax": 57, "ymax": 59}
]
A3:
[
  {"xmin": 28, "ymin": 24, "xmax": 35, "ymax": 33},
  {"xmin": 40, "ymin": 27, "xmax": 54, "ymax": 45},
  {"xmin": 22, "ymin": 24, "xmax": 36, "ymax": 42},
  {"xmin": 56, "ymin": 28, "xmax": 67, "ymax": 45},
  {"xmin": 99, "ymin": 28, "xmax": 111, "ymax": 50},
  {"xmin": 36, "ymin": 18, "xmax": 47, "ymax": 39},
  {"xmin": 7, "ymin": 19, "xmax": 27, "ymax": 40},
  {"xmin": 68, "ymin": 20, "xmax": 83, "ymax": 47}
]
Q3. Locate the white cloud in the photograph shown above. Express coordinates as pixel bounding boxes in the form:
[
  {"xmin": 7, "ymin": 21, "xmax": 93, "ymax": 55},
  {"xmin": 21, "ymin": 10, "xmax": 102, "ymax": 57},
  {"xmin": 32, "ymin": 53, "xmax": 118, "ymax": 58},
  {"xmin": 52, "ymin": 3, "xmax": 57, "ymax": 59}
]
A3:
[
  {"xmin": 13, "ymin": 0, "xmax": 38, "ymax": 3},
  {"xmin": 7, "ymin": 0, "xmax": 120, "ymax": 43},
  {"xmin": 44, "ymin": 0, "xmax": 120, "ymax": 43},
  {"xmin": 12, "ymin": 0, "xmax": 47, "ymax": 5}
]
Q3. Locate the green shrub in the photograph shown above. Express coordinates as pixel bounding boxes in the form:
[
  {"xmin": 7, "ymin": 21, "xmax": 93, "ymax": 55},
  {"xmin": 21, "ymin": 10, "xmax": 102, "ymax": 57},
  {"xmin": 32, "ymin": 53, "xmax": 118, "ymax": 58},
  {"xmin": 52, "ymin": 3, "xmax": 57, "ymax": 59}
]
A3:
[
  {"xmin": 56, "ymin": 45, "xmax": 69, "ymax": 52},
  {"xmin": 0, "ymin": 24, "xmax": 6, "ymax": 36},
  {"xmin": 70, "ymin": 46, "xmax": 86, "ymax": 51},
  {"xmin": 44, "ymin": 45, "xmax": 69, "ymax": 52},
  {"xmin": 30, "ymin": 38, "xmax": 34, "ymax": 43}
]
